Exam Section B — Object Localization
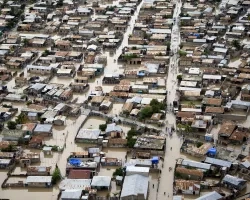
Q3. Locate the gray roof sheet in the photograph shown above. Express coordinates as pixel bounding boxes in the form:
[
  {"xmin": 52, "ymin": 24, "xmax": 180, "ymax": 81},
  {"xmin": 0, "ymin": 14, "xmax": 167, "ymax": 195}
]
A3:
[
  {"xmin": 181, "ymin": 159, "xmax": 211, "ymax": 170},
  {"xmin": 222, "ymin": 174, "xmax": 246, "ymax": 186},
  {"xmin": 195, "ymin": 191, "xmax": 222, "ymax": 200},
  {"xmin": 26, "ymin": 176, "xmax": 52, "ymax": 183},
  {"xmin": 61, "ymin": 190, "xmax": 82, "ymax": 199},
  {"xmin": 91, "ymin": 176, "xmax": 111, "ymax": 187},
  {"xmin": 105, "ymin": 123, "xmax": 122, "ymax": 133},
  {"xmin": 34, "ymin": 124, "xmax": 52, "ymax": 133},
  {"xmin": 204, "ymin": 157, "xmax": 232, "ymax": 168},
  {"xmin": 120, "ymin": 174, "xmax": 149, "ymax": 198}
]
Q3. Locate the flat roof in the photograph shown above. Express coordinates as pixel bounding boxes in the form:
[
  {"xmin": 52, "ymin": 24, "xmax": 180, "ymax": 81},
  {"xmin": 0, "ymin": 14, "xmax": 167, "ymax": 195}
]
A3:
[
  {"xmin": 26, "ymin": 176, "xmax": 52, "ymax": 183},
  {"xmin": 121, "ymin": 174, "xmax": 149, "ymax": 199},
  {"xmin": 126, "ymin": 166, "xmax": 150, "ymax": 173},
  {"xmin": 34, "ymin": 124, "xmax": 52, "ymax": 133},
  {"xmin": 91, "ymin": 176, "xmax": 111, "ymax": 187},
  {"xmin": 76, "ymin": 129, "xmax": 101, "ymax": 140},
  {"xmin": 204, "ymin": 157, "xmax": 232, "ymax": 168},
  {"xmin": 195, "ymin": 191, "xmax": 222, "ymax": 200},
  {"xmin": 134, "ymin": 135, "xmax": 165, "ymax": 150},
  {"xmin": 0, "ymin": 159, "xmax": 11, "ymax": 165},
  {"xmin": 61, "ymin": 190, "xmax": 82, "ymax": 199},
  {"xmin": 59, "ymin": 179, "xmax": 91, "ymax": 190},
  {"xmin": 181, "ymin": 159, "xmax": 211, "ymax": 170}
]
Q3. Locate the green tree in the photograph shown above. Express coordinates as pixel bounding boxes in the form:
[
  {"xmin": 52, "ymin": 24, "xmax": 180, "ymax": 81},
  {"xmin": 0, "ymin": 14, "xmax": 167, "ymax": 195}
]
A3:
[
  {"xmin": 113, "ymin": 167, "xmax": 124, "ymax": 176},
  {"xmin": 16, "ymin": 113, "xmax": 28, "ymax": 124},
  {"xmin": 177, "ymin": 74, "xmax": 182, "ymax": 81},
  {"xmin": 18, "ymin": 137, "xmax": 24, "ymax": 145},
  {"xmin": 188, "ymin": 101, "xmax": 195, "ymax": 107},
  {"xmin": 1, "ymin": 144, "xmax": 16, "ymax": 152},
  {"xmin": 150, "ymin": 99, "xmax": 165, "ymax": 112},
  {"xmin": 178, "ymin": 50, "xmax": 187, "ymax": 57},
  {"xmin": 123, "ymin": 53, "xmax": 138, "ymax": 60},
  {"xmin": 127, "ymin": 138, "xmax": 136, "ymax": 148},
  {"xmin": 184, "ymin": 124, "xmax": 192, "ymax": 133},
  {"xmin": 21, "ymin": 4, "xmax": 26, "ymax": 10},
  {"xmin": 99, "ymin": 124, "xmax": 107, "ymax": 131},
  {"xmin": 139, "ymin": 106, "xmax": 153, "ymax": 120},
  {"xmin": 6, "ymin": 21, "xmax": 15, "ymax": 29},
  {"xmin": 52, "ymin": 167, "xmax": 61, "ymax": 184},
  {"xmin": 232, "ymin": 40, "xmax": 241, "ymax": 50},
  {"xmin": 166, "ymin": 41, "xmax": 171, "ymax": 51},
  {"xmin": 42, "ymin": 49, "xmax": 50, "ymax": 56},
  {"xmin": 57, "ymin": 0, "xmax": 63, "ymax": 6},
  {"xmin": 23, "ymin": 38, "xmax": 29, "ymax": 47},
  {"xmin": 196, "ymin": 141, "xmax": 203, "ymax": 148},
  {"xmin": 126, "ymin": 128, "xmax": 137, "ymax": 148},
  {"xmin": 7, "ymin": 121, "xmax": 17, "ymax": 130}
]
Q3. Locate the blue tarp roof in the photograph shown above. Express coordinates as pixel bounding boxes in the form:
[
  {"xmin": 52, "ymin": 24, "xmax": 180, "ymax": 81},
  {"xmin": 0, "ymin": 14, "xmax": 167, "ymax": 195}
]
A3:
[
  {"xmin": 207, "ymin": 148, "xmax": 216, "ymax": 155},
  {"xmin": 151, "ymin": 156, "xmax": 159, "ymax": 161},
  {"xmin": 69, "ymin": 158, "xmax": 81, "ymax": 166}
]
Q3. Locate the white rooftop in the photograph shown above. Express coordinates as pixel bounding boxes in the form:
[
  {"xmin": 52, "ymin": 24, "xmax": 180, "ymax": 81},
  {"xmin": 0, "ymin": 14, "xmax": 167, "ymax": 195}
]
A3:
[{"xmin": 26, "ymin": 176, "xmax": 52, "ymax": 183}]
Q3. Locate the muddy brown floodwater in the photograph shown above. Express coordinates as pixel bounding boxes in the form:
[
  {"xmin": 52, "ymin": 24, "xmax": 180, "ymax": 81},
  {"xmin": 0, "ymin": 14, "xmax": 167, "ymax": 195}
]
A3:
[{"xmin": 0, "ymin": 114, "xmax": 132, "ymax": 200}]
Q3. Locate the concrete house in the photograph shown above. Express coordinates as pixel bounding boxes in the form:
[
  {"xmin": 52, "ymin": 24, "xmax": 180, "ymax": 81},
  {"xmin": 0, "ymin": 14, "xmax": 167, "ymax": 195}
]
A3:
[
  {"xmin": 195, "ymin": 191, "xmax": 223, "ymax": 200},
  {"xmin": 77, "ymin": 7, "xmax": 92, "ymax": 16},
  {"xmin": 33, "ymin": 124, "xmax": 53, "ymax": 136},
  {"xmin": 174, "ymin": 180, "xmax": 200, "ymax": 195},
  {"xmin": 75, "ymin": 129, "xmax": 101, "ymax": 143},
  {"xmin": 126, "ymin": 166, "xmax": 150, "ymax": 177},
  {"xmin": 27, "ymin": 166, "xmax": 51, "ymax": 176},
  {"xmin": 105, "ymin": 123, "xmax": 123, "ymax": 138},
  {"xmin": 91, "ymin": 176, "xmax": 111, "ymax": 190},
  {"xmin": 26, "ymin": 176, "xmax": 52, "ymax": 188},
  {"xmin": 0, "ymin": 159, "xmax": 12, "ymax": 169},
  {"xmin": 1, "ymin": 129, "xmax": 24, "ymax": 141},
  {"xmin": 175, "ymin": 167, "xmax": 203, "ymax": 181},
  {"xmin": 61, "ymin": 190, "xmax": 82, "ymax": 200}
]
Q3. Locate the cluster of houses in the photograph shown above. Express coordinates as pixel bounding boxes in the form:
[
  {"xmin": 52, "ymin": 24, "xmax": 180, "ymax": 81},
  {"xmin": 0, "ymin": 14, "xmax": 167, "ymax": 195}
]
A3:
[
  {"xmin": 173, "ymin": 157, "xmax": 249, "ymax": 199},
  {"xmin": 171, "ymin": 0, "xmax": 250, "ymax": 198}
]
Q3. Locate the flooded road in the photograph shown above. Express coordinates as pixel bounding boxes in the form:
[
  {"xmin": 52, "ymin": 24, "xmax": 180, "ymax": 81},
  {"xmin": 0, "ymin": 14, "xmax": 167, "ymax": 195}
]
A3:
[
  {"xmin": 157, "ymin": 0, "xmax": 183, "ymax": 199},
  {"xmin": 1, "ymin": 0, "xmax": 185, "ymax": 200}
]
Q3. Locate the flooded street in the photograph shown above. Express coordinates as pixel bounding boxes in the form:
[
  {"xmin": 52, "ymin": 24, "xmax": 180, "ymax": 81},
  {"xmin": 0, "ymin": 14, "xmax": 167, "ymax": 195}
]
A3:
[
  {"xmin": 158, "ymin": 1, "xmax": 183, "ymax": 199},
  {"xmin": 0, "ymin": 0, "xmax": 224, "ymax": 199}
]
